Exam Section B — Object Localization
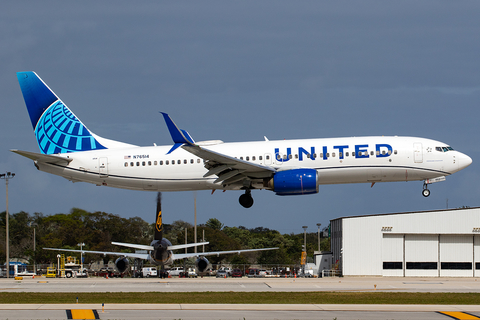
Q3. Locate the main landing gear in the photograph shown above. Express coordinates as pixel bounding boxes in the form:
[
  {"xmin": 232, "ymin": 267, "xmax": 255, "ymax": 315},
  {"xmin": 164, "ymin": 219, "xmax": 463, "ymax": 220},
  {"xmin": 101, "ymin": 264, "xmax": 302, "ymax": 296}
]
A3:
[
  {"xmin": 239, "ymin": 189, "xmax": 254, "ymax": 208},
  {"xmin": 422, "ymin": 183, "xmax": 431, "ymax": 197}
]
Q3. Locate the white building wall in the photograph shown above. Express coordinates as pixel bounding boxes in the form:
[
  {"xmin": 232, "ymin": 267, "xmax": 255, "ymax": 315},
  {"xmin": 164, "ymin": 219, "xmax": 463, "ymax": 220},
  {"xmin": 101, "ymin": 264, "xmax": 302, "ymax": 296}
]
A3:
[
  {"xmin": 475, "ymin": 236, "xmax": 480, "ymax": 277},
  {"xmin": 335, "ymin": 207, "xmax": 480, "ymax": 277},
  {"xmin": 440, "ymin": 235, "xmax": 473, "ymax": 277},
  {"xmin": 405, "ymin": 234, "xmax": 438, "ymax": 277}
]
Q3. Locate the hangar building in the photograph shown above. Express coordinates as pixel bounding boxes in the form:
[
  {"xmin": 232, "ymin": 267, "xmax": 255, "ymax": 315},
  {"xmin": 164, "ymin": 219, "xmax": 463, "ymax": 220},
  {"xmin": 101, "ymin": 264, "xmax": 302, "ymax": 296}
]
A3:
[{"xmin": 331, "ymin": 207, "xmax": 480, "ymax": 277}]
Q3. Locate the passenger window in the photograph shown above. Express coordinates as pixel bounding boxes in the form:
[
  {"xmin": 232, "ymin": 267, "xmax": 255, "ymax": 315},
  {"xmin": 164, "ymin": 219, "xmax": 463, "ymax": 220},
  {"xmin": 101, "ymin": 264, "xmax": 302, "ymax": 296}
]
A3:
[
  {"xmin": 313, "ymin": 153, "xmax": 317, "ymax": 159},
  {"xmin": 332, "ymin": 153, "xmax": 335, "ymax": 158},
  {"xmin": 307, "ymin": 154, "xmax": 311, "ymax": 158},
  {"xmin": 124, "ymin": 162, "xmax": 128, "ymax": 167},
  {"xmin": 252, "ymin": 156, "xmax": 256, "ymax": 161},
  {"xmin": 166, "ymin": 160, "xmax": 169, "ymax": 165},
  {"xmin": 266, "ymin": 155, "xmax": 269, "ymax": 160},
  {"xmin": 246, "ymin": 156, "xmax": 250, "ymax": 161},
  {"xmin": 130, "ymin": 162, "xmax": 134, "ymax": 167},
  {"xmin": 148, "ymin": 161, "xmax": 152, "ymax": 166},
  {"xmin": 394, "ymin": 150, "xmax": 397, "ymax": 155},
  {"xmin": 295, "ymin": 154, "xmax": 299, "ymax": 159},
  {"xmin": 190, "ymin": 159, "xmax": 194, "ymax": 164},
  {"xmin": 154, "ymin": 161, "xmax": 157, "ymax": 165},
  {"xmin": 160, "ymin": 160, "xmax": 163, "ymax": 165},
  {"xmin": 142, "ymin": 161, "xmax": 146, "ymax": 166},
  {"xmin": 136, "ymin": 162, "xmax": 140, "ymax": 166},
  {"xmin": 197, "ymin": 159, "xmax": 201, "ymax": 163},
  {"xmin": 376, "ymin": 151, "xmax": 380, "ymax": 156},
  {"xmin": 177, "ymin": 160, "xmax": 180, "ymax": 164},
  {"xmin": 346, "ymin": 152, "xmax": 349, "ymax": 157},
  {"xmin": 320, "ymin": 153, "xmax": 323, "ymax": 158},
  {"xmin": 370, "ymin": 151, "xmax": 374, "ymax": 156},
  {"xmin": 289, "ymin": 154, "xmax": 293, "ymax": 159},
  {"xmin": 339, "ymin": 152, "xmax": 342, "ymax": 158},
  {"xmin": 326, "ymin": 153, "xmax": 330, "ymax": 158},
  {"xmin": 388, "ymin": 150, "xmax": 392, "ymax": 155},
  {"xmin": 382, "ymin": 151, "xmax": 386, "ymax": 155},
  {"xmin": 184, "ymin": 159, "xmax": 187, "ymax": 164},
  {"xmin": 240, "ymin": 157, "xmax": 244, "ymax": 160}
]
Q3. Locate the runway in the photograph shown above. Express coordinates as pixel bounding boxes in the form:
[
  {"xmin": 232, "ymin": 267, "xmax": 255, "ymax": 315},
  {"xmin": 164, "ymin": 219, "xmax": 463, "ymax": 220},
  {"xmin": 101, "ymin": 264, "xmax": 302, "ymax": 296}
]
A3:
[
  {"xmin": 0, "ymin": 303, "xmax": 479, "ymax": 320},
  {"xmin": 1, "ymin": 276, "xmax": 480, "ymax": 293},
  {"xmin": 2, "ymin": 277, "xmax": 480, "ymax": 319}
]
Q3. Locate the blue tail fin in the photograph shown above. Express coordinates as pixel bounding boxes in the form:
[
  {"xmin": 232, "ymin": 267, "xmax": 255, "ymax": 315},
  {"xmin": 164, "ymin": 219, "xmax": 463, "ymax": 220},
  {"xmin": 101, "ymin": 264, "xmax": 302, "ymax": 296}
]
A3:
[{"xmin": 17, "ymin": 72, "xmax": 106, "ymax": 154}]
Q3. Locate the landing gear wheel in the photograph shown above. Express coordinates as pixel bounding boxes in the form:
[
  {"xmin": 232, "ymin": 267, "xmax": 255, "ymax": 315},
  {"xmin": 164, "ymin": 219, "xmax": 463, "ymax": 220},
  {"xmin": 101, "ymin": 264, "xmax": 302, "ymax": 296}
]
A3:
[
  {"xmin": 422, "ymin": 188, "xmax": 430, "ymax": 197},
  {"xmin": 239, "ymin": 193, "xmax": 254, "ymax": 208}
]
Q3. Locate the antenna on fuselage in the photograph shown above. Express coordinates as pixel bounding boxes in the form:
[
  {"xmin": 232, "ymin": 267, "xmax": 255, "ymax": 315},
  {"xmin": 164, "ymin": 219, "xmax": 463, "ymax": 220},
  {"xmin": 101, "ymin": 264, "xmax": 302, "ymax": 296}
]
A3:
[{"xmin": 154, "ymin": 192, "xmax": 163, "ymax": 241}]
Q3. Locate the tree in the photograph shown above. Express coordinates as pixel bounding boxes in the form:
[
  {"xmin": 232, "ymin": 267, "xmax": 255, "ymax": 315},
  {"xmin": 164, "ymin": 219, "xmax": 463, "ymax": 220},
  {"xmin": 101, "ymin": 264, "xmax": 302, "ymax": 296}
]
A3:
[{"xmin": 205, "ymin": 218, "xmax": 224, "ymax": 231}]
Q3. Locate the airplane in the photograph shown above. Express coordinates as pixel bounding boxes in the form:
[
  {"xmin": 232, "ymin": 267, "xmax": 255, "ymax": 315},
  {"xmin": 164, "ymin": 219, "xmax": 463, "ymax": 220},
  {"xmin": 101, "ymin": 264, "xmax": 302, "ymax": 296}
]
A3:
[
  {"xmin": 44, "ymin": 192, "xmax": 278, "ymax": 275},
  {"xmin": 14, "ymin": 71, "xmax": 472, "ymax": 208}
]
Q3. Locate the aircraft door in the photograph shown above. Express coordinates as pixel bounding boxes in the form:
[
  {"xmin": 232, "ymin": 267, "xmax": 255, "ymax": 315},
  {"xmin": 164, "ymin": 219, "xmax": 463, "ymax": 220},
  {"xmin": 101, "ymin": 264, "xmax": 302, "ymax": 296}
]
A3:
[
  {"xmin": 99, "ymin": 157, "xmax": 108, "ymax": 177},
  {"xmin": 413, "ymin": 143, "xmax": 423, "ymax": 163}
]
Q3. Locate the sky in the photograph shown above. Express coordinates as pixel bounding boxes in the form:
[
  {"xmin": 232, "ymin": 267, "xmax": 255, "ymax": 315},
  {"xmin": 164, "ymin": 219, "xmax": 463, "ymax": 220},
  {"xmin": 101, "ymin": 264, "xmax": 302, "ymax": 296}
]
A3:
[{"xmin": 1, "ymin": 1, "xmax": 479, "ymax": 235}]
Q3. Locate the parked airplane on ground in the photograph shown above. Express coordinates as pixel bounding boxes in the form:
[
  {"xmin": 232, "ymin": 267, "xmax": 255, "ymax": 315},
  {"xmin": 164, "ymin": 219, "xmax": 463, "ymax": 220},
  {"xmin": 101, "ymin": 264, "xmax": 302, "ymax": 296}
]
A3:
[
  {"xmin": 44, "ymin": 193, "xmax": 278, "ymax": 274},
  {"xmin": 14, "ymin": 72, "xmax": 472, "ymax": 208}
]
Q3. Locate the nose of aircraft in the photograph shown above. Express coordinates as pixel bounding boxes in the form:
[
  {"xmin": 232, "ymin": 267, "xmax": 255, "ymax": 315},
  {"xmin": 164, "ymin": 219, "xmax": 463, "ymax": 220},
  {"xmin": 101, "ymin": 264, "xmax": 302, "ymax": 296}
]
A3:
[{"xmin": 457, "ymin": 152, "xmax": 473, "ymax": 171}]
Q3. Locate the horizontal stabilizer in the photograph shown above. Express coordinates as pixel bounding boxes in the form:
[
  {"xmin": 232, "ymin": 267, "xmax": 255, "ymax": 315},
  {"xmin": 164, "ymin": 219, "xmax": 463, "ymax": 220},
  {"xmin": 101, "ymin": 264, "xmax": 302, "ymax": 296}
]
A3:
[
  {"xmin": 111, "ymin": 241, "xmax": 153, "ymax": 251},
  {"xmin": 167, "ymin": 242, "xmax": 209, "ymax": 251},
  {"xmin": 11, "ymin": 149, "xmax": 72, "ymax": 165}
]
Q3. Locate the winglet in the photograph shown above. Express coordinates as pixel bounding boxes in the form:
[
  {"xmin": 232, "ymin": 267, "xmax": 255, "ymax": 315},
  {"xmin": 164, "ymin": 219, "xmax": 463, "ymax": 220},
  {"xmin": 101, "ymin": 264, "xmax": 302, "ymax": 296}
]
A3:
[{"xmin": 161, "ymin": 112, "xmax": 195, "ymax": 154}]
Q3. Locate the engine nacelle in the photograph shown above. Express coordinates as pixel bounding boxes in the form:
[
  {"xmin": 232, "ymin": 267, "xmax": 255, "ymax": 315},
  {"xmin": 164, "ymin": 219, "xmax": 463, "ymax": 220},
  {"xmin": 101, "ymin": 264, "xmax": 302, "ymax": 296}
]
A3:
[
  {"xmin": 195, "ymin": 257, "xmax": 210, "ymax": 273},
  {"xmin": 266, "ymin": 168, "xmax": 318, "ymax": 195},
  {"xmin": 115, "ymin": 257, "xmax": 129, "ymax": 273}
]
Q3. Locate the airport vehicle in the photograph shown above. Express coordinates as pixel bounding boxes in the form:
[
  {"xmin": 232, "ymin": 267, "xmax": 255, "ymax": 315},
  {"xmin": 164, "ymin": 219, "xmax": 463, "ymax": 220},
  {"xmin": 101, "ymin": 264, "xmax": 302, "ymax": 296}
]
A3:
[
  {"xmin": 231, "ymin": 268, "xmax": 243, "ymax": 277},
  {"xmin": 258, "ymin": 269, "xmax": 268, "ymax": 277},
  {"xmin": 216, "ymin": 269, "xmax": 229, "ymax": 278},
  {"xmin": 187, "ymin": 268, "xmax": 198, "ymax": 278},
  {"xmin": 14, "ymin": 72, "xmax": 472, "ymax": 208},
  {"xmin": 218, "ymin": 266, "xmax": 233, "ymax": 276},
  {"xmin": 44, "ymin": 193, "xmax": 278, "ymax": 275},
  {"xmin": 141, "ymin": 267, "xmax": 157, "ymax": 277},
  {"xmin": 167, "ymin": 267, "xmax": 184, "ymax": 277},
  {"xmin": 247, "ymin": 268, "xmax": 259, "ymax": 278}
]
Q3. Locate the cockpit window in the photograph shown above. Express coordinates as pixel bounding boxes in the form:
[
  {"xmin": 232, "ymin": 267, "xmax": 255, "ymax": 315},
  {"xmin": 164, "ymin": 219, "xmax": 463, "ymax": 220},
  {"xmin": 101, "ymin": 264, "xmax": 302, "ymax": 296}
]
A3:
[{"xmin": 436, "ymin": 146, "xmax": 454, "ymax": 152}]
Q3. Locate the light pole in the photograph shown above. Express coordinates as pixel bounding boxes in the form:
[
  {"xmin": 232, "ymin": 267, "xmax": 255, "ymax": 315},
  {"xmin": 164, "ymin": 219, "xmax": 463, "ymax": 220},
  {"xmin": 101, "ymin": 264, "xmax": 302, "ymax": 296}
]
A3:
[
  {"xmin": 1, "ymin": 172, "xmax": 15, "ymax": 279},
  {"xmin": 316, "ymin": 223, "xmax": 322, "ymax": 252},
  {"xmin": 302, "ymin": 226, "xmax": 308, "ymax": 275},
  {"xmin": 77, "ymin": 243, "xmax": 85, "ymax": 270}
]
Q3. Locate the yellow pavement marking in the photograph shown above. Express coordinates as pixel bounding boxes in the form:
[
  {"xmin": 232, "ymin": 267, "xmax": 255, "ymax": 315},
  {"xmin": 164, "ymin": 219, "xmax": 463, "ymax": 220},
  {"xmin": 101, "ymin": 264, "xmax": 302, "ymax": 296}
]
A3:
[
  {"xmin": 439, "ymin": 311, "xmax": 480, "ymax": 320},
  {"xmin": 66, "ymin": 309, "xmax": 99, "ymax": 319}
]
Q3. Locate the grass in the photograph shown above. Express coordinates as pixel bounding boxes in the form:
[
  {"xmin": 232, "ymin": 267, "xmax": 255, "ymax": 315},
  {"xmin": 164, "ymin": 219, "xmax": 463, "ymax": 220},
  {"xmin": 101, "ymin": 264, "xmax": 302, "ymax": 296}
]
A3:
[{"xmin": 0, "ymin": 292, "xmax": 479, "ymax": 305}]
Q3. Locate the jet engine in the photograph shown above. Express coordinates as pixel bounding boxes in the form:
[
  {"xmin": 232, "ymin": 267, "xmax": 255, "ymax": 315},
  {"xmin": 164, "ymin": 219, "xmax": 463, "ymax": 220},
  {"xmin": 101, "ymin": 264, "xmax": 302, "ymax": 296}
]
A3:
[
  {"xmin": 195, "ymin": 257, "xmax": 210, "ymax": 273},
  {"xmin": 266, "ymin": 168, "xmax": 318, "ymax": 195},
  {"xmin": 115, "ymin": 257, "xmax": 129, "ymax": 273}
]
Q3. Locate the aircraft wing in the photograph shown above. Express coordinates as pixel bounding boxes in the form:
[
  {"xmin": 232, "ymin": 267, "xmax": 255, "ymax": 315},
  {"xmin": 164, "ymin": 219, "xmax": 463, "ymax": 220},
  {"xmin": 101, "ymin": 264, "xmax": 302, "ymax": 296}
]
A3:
[
  {"xmin": 173, "ymin": 247, "xmax": 279, "ymax": 260},
  {"xmin": 111, "ymin": 241, "xmax": 210, "ymax": 251},
  {"xmin": 161, "ymin": 113, "xmax": 276, "ymax": 185},
  {"xmin": 11, "ymin": 149, "xmax": 72, "ymax": 165},
  {"xmin": 43, "ymin": 247, "xmax": 150, "ymax": 260}
]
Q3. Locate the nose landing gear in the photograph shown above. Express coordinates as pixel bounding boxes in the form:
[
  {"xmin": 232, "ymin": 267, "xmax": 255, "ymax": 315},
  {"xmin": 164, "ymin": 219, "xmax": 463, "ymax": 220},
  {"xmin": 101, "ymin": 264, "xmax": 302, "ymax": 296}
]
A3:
[
  {"xmin": 422, "ymin": 183, "xmax": 431, "ymax": 197},
  {"xmin": 239, "ymin": 189, "xmax": 254, "ymax": 208}
]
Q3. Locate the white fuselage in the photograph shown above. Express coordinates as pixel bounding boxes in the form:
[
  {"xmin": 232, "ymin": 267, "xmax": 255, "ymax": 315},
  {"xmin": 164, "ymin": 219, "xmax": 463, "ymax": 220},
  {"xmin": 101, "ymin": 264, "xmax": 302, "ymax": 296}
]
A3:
[{"xmin": 36, "ymin": 136, "xmax": 471, "ymax": 192}]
